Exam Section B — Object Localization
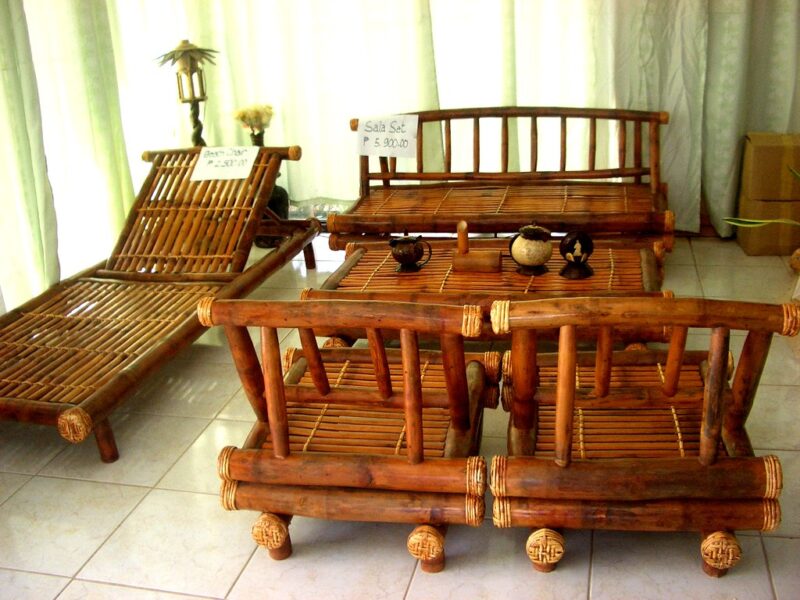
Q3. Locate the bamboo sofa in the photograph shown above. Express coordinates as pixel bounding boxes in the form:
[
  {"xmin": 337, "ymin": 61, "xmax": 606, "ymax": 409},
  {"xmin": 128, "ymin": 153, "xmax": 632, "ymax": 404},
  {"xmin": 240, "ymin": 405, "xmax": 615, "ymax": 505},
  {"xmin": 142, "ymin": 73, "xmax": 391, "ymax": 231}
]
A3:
[
  {"xmin": 328, "ymin": 107, "xmax": 674, "ymax": 256},
  {"xmin": 0, "ymin": 146, "xmax": 320, "ymax": 462},
  {"xmin": 198, "ymin": 298, "xmax": 501, "ymax": 572},
  {"xmin": 489, "ymin": 296, "xmax": 799, "ymax": 576}
]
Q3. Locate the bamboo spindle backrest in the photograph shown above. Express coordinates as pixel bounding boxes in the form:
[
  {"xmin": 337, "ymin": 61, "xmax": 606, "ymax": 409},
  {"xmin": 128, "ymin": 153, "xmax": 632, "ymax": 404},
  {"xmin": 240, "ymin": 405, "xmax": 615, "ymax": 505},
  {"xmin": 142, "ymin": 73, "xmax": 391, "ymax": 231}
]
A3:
[
  {"xmin": 106, "ymin": 146, "xmax": 298, "ymax": 276},
  {"xmin": 491, "ymin": 297, "xmax": 800, "ymax": 468},
  {"xmin": 199, "ymin": 299, "xmax": 483, "ymax": 463},
  {"xmin": 351, "ymin": 107, "xmax": 668, "ymax": 193}
]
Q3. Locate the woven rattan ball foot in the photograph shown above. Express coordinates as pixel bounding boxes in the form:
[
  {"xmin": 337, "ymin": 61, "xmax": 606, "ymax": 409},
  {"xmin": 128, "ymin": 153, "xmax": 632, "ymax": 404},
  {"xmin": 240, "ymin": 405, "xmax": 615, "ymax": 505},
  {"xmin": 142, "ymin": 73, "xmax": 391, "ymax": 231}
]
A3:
[
  {"xmin": 252, "ymin": 513, "xmax": 293, "ymax": 560},
  {"xmin": 700, "ymin": 531, "xmax": 741, "ymax": 577},
  {"xmin": 526, "ymin": 528, "xmax": 565, "ymax": 572},
  {"xmin": 407, "ymin": 525, "xmax": 446, "ymax": 573}
]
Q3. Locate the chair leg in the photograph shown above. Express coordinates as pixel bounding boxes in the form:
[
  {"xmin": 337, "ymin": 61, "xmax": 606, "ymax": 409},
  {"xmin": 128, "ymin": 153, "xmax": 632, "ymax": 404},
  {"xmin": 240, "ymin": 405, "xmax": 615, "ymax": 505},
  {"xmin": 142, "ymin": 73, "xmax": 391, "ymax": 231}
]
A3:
[
  {"xmin": 407, "ymin": 525, "xmax": 447, "ymax": 573},
  {"xmin": 526, "ymin": 528, "xmax": 565, "ymax": 572},
  {"xmin": 252, "ymin": 512, "xmax": 293, "ymax": 560},
  {"xmin": 302, "ymin": 243, "xmax": 317, "ymax": 270},
  {"xmin": 93, "ymin": 419, "xmax": 119, "ymax": 463},
  {"xmin": 700, "ymin": 531, "xmax": 741, "ymax": 577}
]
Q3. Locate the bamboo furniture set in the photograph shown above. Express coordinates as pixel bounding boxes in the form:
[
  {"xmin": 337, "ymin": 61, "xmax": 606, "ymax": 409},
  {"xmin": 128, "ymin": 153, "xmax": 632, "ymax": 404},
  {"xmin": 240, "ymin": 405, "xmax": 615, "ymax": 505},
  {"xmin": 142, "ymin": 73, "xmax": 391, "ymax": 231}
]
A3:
[
  {"xmin": 0, "ymin": 146, "xmax": 320, "ymax": 461},
  {"xmin": 202, "ymin": 107, "xmax": 797, "ymax": 578}
]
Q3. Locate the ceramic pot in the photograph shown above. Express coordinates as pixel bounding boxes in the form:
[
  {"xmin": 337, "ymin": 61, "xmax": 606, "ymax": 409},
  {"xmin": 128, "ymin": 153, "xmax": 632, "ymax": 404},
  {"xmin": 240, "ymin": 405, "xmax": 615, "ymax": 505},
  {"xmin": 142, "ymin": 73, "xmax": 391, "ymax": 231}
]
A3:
[
  {"xmin": 509, "ymin": 225, "xmax": 552, "ymax": 275},
  {"xmin": 389, "ymin": 235, "xmax": 432, "ymax": 272}
]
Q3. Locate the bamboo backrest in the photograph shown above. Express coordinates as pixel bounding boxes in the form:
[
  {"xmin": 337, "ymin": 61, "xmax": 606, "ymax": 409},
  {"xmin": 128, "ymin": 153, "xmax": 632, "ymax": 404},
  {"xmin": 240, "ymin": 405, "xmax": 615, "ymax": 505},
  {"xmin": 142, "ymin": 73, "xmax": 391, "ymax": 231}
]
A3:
[
  {"xmin": 350, "ymin": 107, "xmax": 669, "ymax": 195},
  {"xmin": 491, "ymin": 297, "xmax": 800, "ymax": 467},
  {"xmin": 198, "ymin": 298, "xmax": 484, "ymax": 464},
  {"xmin": 104, "ymin": 146, "xmax": 300, "ymax": 278}
]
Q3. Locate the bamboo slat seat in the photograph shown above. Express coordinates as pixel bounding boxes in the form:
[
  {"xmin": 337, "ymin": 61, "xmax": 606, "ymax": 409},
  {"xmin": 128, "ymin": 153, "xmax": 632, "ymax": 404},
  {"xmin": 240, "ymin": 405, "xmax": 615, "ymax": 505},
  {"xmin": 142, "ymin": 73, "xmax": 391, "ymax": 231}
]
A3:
[
  {"xmin": 200, "ymin": 298, "xmax": 500, "ymax": 572},
  {"xmin": 0, "ymin": 146, "xmax": 320, "ymax": 462},
  {"xmin": 490, "ymin": 296, "xmax": 799, "ymax": 576},
  {"xmin": 328, "ymin": 107, "xmax": 673, "ymax": 251}
]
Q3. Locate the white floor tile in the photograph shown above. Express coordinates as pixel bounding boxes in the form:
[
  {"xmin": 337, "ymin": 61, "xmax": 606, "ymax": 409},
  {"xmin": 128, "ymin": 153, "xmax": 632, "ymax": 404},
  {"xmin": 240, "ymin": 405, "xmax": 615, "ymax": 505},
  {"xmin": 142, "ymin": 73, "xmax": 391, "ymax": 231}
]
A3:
[
  {"xmin": 747, "ymin": 385, "xmax": 800, "ymax": 451},
  {"xmin": 691, "ymin": 238, "xmax": 787, "ymax": 268},
  {"xmin": 216, "ymin": 390, "xmax": 258, "ymax": 422},
  {"xmin": 0, "ymin": 568, "xmax": 68, "ymax": 600},
  {"xmin": 662, "ymin": 265, "xmax": 703, "ymax": 297},
  {"xmin": 590, "ymin": 531, "xmax": 772, "ymax": 599},
  {"xmin": 0, "ymin": 422, "xmax": 67, "ymax": 475},
  {"xmin": 697, "ymin": 264, "xmax": 796, "ymax": 303},
  {"xmin": 40, "ymin": 413, "xmax": 209, "ymax": 487},
  {"xmin": 123, "ymin": 361, "xmax": 242, "ymax": 419},
  {"xmin": 406, "ymin": 527, "xmax": 590, "ymax": 600},
  {"xmin": 664, "ymin": 237, "xmax": 694, "ymax": 266},
  {"xmin": 228, "ymin": 519, "xmax": 416, "ymax": 600},
  {"xmin": 0, "ymin": 472, "xmax": 30, "ymax": 504},
  {"xmin": 157, "ymin": 419, "xmax": 254, "ymax": 494},
  {"xmin": 258, "ymin": 259, "xmax": 343, "ymax": 290},
  {"xmin": 763, "ymin": 536, "xmax": 800, "ymax": 600},
  {"xmin": 79, "ymin": 489, "xmax": 255, "ymax": 597},
  {"xmin": 58, "ymin": 580, "xmax": 209, "ymax": 599},
  {"xmin": 0, "ymin": 477, "xmax": 146, "ymax": 576}
]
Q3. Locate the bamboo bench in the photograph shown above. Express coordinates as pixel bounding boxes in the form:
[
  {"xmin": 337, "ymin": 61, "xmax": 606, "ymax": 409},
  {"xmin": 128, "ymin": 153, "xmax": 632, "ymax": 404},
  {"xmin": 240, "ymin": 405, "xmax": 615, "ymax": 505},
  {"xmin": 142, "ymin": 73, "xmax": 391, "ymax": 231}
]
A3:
[
  {"xmin": 328, "ymin": 107, "xmax": 673, "ymax": 252},
  {"xmin": 489, "ymin": 296, "xmax": 799, "ymax": 576},
  {"xmin": 0, "ymin": 146, "xmax": 320, "ymax": 462},
  {"xmin": 199, "ymin": 298, "xmax": 501, "ymax": 572}
]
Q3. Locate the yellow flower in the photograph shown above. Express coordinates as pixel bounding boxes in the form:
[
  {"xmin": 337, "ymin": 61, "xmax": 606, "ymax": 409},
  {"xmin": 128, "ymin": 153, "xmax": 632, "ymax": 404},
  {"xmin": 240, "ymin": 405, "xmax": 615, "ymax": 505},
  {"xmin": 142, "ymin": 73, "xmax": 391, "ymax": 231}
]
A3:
[{"xmin": 234, "ymin": 104, "xmax": 274, "ymax": 133}]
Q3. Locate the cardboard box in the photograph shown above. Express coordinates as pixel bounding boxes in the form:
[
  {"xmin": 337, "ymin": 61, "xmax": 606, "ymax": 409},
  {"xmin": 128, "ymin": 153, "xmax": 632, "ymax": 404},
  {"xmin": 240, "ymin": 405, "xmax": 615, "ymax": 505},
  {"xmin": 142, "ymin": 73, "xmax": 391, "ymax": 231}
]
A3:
[{"xmin": 736, "ymin": 132, "xmax": 800, "ymax": 255}]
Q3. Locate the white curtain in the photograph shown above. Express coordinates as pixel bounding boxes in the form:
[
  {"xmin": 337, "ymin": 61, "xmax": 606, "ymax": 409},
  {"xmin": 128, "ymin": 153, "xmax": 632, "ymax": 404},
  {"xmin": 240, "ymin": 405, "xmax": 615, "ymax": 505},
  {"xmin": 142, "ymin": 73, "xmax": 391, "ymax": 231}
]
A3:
[
  {"xmin": 2, "ymin": 0, "xmax": 798, "ymax": 311},
  {"xmin": 0, "ymin": 0, "xmax": 59, "ymax": 310}
]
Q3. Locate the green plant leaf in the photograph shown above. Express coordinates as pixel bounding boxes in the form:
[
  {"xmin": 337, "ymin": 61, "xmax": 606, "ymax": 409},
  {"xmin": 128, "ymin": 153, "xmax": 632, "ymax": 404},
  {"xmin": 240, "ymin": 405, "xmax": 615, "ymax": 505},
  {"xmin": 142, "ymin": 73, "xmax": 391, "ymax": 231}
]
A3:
[{"xmin": 724, "ymin": 217, "xmax": 800, "ymax": 228}]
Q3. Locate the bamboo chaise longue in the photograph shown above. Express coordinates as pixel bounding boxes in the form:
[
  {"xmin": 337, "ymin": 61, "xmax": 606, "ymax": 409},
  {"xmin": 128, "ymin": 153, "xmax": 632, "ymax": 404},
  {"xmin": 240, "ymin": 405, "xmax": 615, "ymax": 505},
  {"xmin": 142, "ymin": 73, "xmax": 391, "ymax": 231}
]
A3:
[
  {"xmin": 198, "ymin": 298, "xmax": 501, "ymax": 572},
  {"xmin": 0, "ymin": 146, "xmax": 320, "ymax": 462},
  {"xmin": 328, "ymin": 106, "xmax": 674, "ymax": 260},
  {"xmin": 490, "ymin": 296, "xmax": 799, "ymax": 576}
]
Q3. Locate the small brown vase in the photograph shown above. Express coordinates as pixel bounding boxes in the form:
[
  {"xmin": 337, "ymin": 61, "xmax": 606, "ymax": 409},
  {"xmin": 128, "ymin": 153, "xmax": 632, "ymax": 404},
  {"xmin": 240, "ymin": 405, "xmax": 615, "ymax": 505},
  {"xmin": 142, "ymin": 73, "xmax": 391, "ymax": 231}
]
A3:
[{"xmin": 389, "ymin": 235, "xmax": 432, "ymax": 272}]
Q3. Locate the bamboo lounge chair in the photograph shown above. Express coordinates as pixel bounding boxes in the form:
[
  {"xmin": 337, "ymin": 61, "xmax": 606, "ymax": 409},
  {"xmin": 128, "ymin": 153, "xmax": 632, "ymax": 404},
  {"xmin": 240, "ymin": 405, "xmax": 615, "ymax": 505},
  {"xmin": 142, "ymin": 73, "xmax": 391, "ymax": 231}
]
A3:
[
  {"xmin": 198, "ymin": 298, "xmax": 501, "ymax": 572},
  {"xmin": 489, "ymin": 296, "xmax": 799, "ymax": 576},
  {"xmin": 0, "ymin": 146, "xmax": 320, "ymax": 462}
]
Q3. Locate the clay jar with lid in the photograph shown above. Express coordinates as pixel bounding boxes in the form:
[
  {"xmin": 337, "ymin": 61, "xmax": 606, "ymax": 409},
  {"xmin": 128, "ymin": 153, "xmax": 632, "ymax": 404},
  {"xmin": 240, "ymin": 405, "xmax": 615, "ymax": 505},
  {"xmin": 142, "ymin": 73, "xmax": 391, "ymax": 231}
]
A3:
[{"xmin": 509, "ymin": 224, "xmax": 552, "ymax": 275}]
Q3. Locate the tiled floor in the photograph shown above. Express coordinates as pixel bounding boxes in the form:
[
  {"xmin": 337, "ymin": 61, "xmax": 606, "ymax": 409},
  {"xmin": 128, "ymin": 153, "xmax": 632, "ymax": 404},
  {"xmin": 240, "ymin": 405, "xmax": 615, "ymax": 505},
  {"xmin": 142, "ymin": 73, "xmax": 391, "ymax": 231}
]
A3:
[{"xmin": 1, "ymin": 234, "xmax": 799, "ymax": 599}]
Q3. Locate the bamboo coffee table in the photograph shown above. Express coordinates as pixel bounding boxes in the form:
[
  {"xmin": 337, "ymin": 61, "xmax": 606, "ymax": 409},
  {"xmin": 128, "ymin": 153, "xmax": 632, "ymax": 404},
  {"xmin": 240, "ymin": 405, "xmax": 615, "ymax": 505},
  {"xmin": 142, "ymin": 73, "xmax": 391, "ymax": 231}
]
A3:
[{"xmin": 304, "ymin": 238, "xmax": 665, "ymax": 337}]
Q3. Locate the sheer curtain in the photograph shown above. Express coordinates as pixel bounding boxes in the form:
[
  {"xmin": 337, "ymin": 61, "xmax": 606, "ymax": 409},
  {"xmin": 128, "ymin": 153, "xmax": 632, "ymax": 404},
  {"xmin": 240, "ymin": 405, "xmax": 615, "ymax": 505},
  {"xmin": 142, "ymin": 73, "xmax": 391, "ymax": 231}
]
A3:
[
  {"xmin": 2, "ymin": 0, "xmax": 798, "ymax": 312},
  {"xmin": 0, "ymin": 0, "xmax": 59, "ymax": 310}
]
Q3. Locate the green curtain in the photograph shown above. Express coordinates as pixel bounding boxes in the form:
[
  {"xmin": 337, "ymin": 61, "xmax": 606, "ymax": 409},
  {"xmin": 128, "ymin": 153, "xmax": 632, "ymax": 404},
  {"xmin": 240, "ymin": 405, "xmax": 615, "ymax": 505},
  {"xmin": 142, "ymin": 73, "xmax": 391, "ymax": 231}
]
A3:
[{"xmin": 0, "ymin": 0, "xmax": 59, "ymax": 311}]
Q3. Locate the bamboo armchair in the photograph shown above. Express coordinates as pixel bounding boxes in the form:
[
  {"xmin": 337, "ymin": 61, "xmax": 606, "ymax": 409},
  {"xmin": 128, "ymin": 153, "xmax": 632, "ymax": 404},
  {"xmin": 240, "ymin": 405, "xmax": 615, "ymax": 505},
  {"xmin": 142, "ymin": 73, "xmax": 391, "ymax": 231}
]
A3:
[
  {"xmin": 0, "ymin": 146, "xmax": 320, "ymax": 462},
  {"xmin": 328, "ymin": 107, "xmax": 673, "ymax": 252},
  {"xmin": 489, "ymin": 296, "xmax": 799, "ymax": 576},
  {"xmin": 198, "ymin": 298, "xmax": 501, "ymax": 572}
]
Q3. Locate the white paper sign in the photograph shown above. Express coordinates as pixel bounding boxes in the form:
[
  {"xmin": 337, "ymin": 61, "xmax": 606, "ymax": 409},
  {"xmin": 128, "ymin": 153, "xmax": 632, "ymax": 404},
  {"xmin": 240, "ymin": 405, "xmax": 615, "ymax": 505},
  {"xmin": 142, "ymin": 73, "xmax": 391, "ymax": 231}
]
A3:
[
  {"xmin": 190, "ymin": 146, "xmax": 260, "ymax": 181},
  {"xmin": 357, "ymin": 114, "xmax": 418, "ymax": 158}
]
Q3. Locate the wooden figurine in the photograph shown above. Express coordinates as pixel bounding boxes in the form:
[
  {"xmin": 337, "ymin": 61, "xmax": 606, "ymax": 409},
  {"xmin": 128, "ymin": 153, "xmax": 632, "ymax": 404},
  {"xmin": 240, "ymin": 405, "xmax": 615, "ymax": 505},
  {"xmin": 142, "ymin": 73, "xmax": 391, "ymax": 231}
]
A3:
[{"xmin": 452, "ymin": 221, "xmax": 502, "ymax": 272}]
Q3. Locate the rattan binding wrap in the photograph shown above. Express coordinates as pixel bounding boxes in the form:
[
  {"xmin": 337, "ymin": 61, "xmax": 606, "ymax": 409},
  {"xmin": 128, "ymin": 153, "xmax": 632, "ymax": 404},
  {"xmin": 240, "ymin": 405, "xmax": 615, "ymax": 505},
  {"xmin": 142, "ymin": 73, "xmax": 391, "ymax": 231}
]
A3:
[
  {"xmin": 700, "ymin": 532, "xmax": 741, "ymax": 570},
  {"xmin": 465, "ymin": 494, "xmax": 485, "ymax": 526},
  {"xmin": 220, "ymin": 479, "xmax": 239, "ymax": 511},
  {"xmin": 782, "ymin": 303, "xmax": 800, "ymax": 336},
  {"xmin": 526, "ymin": 529, "xmax": 565, "ymax": 567},
  {"xmin": 466, "ymin": 456, "xmax": 487, "ymax": 496},
  {"xmin": 252, "ymin": 513, "xmax": 289, "ymax": 550},
  {"xmin": 299, "ymin": 288, "xmax": 311, "ymax": 300},
  {"xmin": 501, "ymin": 351, "xmax": 512, "ymax": 383},
  {"xmin": 461, "ymin": 305, "xmax": 482, "ymax": 337},
  {"xmin": 490, "ymin": 455, "xmax": 507, "ymax": 497},
  {"xmin": 490, "ymin": 300, "xmax": 510, "ymax": 335},
  {"xmin": 196, "ymin": 297, "xmax": 215, "ymax": 327},
  {"xmin": 57, "ymin": 407, "xmax": 93, "ymax": 443},
  {"xmin": 407, "ymin": 525, "xmax": 445, "ymax": 560},
  {"xmin": 501, "ymin": 385, "xmax": 513, "ymax": 412},
  {"xmin": 762, "ymin": 499, "xmax": 781, "ymax": 531},
  {"xmin": 492, "ymin": 495, "xmax": 512, "ymax": 528},
  {"xmin": 763, "ymin": 455, "xmax": 782, "ymax": 500},
  {"xmin": 483, "ymin": 351, "xmax": 501, "ymax": 383},
  {"xmin": 217, "ymin": 445, "xmax": 235, "ymax": 481}
]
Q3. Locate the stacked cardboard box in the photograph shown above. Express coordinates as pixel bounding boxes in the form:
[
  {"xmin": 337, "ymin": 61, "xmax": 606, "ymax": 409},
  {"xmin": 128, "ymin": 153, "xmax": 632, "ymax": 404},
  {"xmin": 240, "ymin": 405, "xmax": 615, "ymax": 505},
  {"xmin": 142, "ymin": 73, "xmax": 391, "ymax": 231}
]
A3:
[{"xmin": 737, "ymin": 132, "xmax": 800, "ymax": 255}]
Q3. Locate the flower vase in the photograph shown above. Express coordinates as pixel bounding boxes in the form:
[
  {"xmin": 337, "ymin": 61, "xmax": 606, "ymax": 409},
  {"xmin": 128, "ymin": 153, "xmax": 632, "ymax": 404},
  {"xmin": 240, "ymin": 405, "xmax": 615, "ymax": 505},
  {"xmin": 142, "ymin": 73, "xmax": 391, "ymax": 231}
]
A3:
[{"xmin": 250, "ymin": 131, "xmax": 264, "ymax": 147}]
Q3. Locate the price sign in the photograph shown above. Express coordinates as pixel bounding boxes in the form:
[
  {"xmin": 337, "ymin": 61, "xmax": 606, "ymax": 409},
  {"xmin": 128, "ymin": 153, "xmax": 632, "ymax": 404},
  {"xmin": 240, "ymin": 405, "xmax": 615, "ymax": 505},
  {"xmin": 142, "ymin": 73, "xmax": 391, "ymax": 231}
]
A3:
[
  {"xmin": 357, "ymin": 114, "xmax": 418, "ymax": 158},
  {"xmin": 190, "ymin": 146, "xmax": 260, "ymax": 181}
]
